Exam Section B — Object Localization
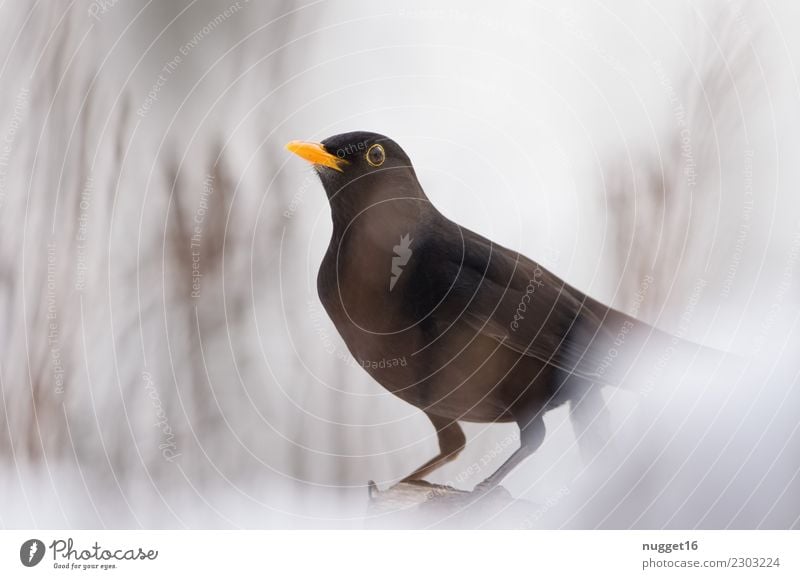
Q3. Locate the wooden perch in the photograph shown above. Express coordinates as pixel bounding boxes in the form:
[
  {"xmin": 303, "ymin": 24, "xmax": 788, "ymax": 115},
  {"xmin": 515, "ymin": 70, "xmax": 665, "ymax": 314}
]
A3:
[{"xmin": 364, "ymin": 480, "xmax": 540, "ymax": 529}]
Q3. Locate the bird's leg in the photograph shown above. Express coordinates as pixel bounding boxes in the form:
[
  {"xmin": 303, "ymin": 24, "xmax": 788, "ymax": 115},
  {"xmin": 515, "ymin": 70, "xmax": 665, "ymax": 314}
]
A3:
[
  {"xmin": 569, "ymin": 385, "xmax": 613, "ymax": 465},
  {"xmin": 401, "ymin": 413, "xmax": 466, "ymax": 482},
  {"xmin": 473, "ymin": 415, "xmax": 546, "ymax": 493}
]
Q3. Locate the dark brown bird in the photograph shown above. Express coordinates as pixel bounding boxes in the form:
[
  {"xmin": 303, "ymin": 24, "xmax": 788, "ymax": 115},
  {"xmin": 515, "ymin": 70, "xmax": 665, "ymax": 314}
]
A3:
[{"xmin": 286, "ymin": 131, "xmax": 706, "ymax": 492}]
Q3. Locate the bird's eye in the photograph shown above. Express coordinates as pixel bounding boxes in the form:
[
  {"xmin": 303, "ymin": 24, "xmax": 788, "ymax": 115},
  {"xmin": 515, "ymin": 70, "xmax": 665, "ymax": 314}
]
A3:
[{"xmin": 366, "ymin": 144, "xmax": 385, "ymax": 167}]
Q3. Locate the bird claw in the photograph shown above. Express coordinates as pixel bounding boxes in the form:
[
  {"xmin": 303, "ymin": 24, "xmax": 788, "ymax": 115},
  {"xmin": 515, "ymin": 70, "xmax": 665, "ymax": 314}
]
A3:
[
  {"xmin": 472, "ymin": 481, "xmax": 493, "ymax": 494},
  {"xmin": 472, "ymin": 481, "xmax": 511, "ymax": 498}
]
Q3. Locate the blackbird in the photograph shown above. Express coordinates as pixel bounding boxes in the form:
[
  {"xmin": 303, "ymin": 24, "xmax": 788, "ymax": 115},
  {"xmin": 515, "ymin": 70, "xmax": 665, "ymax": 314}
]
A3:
[{"xmin": 286, "ymin": 131, "xmax": 705, "ymax": 492}]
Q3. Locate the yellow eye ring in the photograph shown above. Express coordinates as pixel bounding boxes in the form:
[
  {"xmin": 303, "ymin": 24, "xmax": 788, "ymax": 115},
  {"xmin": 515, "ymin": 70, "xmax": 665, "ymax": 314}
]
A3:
[{"xmin": 366, "ymin": 144, "xmax": 385, "ymax": 167}]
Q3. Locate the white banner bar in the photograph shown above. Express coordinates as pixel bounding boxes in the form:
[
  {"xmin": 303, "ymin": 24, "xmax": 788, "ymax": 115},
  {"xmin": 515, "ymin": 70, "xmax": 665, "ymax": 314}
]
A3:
[{"xmin": 1, "ymin": 530, "xmax": 797, "ymax": 578}]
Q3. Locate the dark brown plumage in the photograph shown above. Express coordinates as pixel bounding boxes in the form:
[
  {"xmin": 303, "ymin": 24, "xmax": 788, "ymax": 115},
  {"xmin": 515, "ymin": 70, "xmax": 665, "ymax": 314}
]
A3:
[{"xmin": 287, "ymin": 131, "xmax": 703, "ymax": 492}]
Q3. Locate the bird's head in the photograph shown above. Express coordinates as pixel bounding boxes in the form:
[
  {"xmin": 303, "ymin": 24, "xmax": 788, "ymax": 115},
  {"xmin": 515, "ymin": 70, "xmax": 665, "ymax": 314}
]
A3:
[{"xmin": 285, "ymin": 132, "xmax": 425, "ymax": 217}]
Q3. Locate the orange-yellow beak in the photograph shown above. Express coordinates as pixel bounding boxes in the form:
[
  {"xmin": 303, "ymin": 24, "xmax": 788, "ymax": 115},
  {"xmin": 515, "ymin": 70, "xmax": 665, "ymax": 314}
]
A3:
[{"xmin": 285, "ymin": 140, "xmax": 347, "ymax": 172}]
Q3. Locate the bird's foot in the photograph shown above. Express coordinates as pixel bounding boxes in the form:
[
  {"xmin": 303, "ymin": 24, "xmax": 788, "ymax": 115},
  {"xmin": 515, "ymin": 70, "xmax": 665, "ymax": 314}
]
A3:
[
  {"xmin": 399, "ymin": 476, "xmax": 434, "ymax": 486},
  {"xmin": 472, "ymin": 481, "xmax": 513, "ymax": 500}
]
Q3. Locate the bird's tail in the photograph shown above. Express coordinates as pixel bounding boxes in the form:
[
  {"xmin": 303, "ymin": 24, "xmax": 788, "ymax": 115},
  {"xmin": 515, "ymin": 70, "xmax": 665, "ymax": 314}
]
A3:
[{"xmin": 580, "ymin": 307, "xmax": 740, "ymax": 391}]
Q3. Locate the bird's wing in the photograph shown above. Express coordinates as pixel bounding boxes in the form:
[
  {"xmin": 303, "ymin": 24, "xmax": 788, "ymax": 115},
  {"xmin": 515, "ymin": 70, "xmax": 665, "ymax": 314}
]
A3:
[{"xmin": 415, "ymin": 224, "xmax": 660, "ymax": 386}]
